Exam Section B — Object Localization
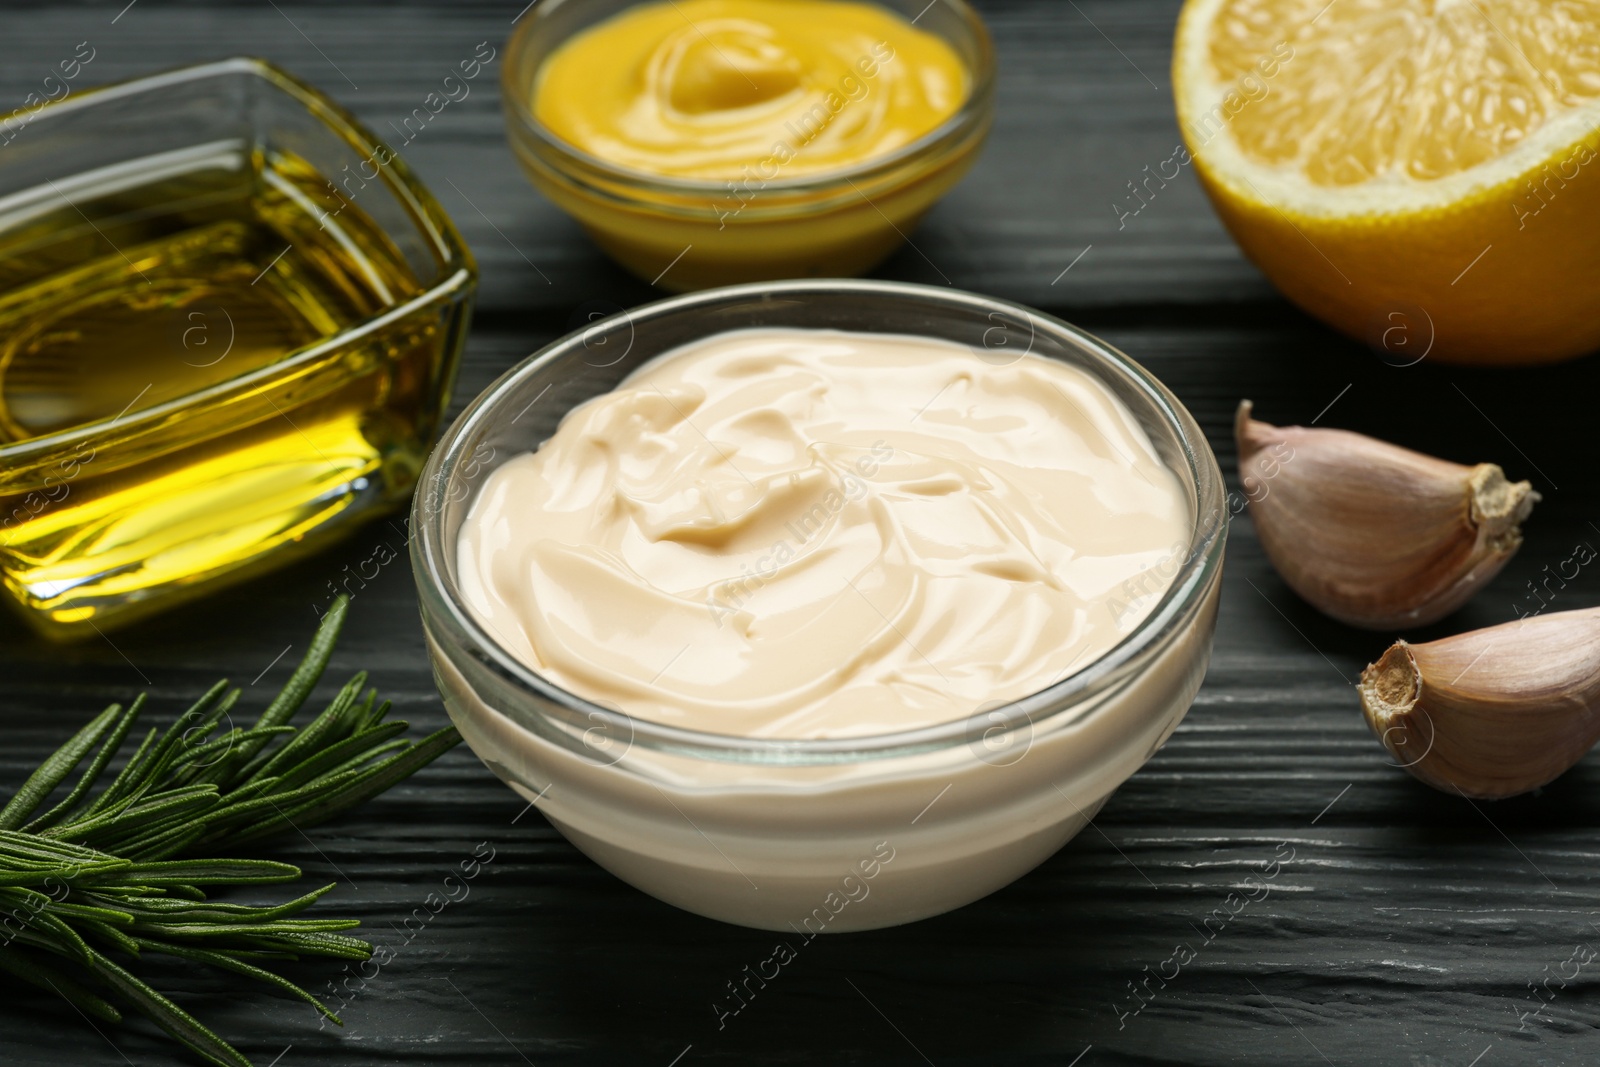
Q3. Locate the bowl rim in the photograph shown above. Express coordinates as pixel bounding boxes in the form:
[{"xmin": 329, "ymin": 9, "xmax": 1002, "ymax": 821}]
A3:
[
  {"xmin": 498, "ymin": 0, "xmax": 998, "ymax": 198},
  {"xmin": 0, "ymin": 56, "xmax": 475, "ymax": 464},
  {"xmin": 413, "ymin": 279, "xmax": 1228, "ymax": 764}
]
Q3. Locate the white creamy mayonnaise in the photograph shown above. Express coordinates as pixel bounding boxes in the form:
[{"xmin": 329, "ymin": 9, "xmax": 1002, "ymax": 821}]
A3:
[{"xmin": 457, "ymin": 327, "xmax": 1191, "ymax": 738}]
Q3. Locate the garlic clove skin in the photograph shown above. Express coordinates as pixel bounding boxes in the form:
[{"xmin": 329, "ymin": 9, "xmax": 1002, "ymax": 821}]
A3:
[
  {"xmin": 1236, "ymin": 401, "xmax": 1538, "ymax": 630},
  {"xmin": 1359, "ymin": 609, "xmax": 1600, "ymax": 799}
]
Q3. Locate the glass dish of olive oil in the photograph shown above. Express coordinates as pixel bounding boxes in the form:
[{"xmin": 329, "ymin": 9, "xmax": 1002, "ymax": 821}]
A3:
[{"xmin": 0, "ymin": 59, "xmax": 475, "ymax": 637}]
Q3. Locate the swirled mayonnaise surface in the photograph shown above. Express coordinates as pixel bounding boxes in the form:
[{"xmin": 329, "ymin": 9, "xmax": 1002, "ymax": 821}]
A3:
[
  {"xmin": 531, "ymin": 0, "xmax": 968, "ymax": 179},
  {"xmin": 457, "ymin": 329, "xmax": 1191, "ymax": 739}
]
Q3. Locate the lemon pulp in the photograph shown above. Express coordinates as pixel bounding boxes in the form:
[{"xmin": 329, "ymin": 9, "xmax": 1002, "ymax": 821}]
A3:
[{"xmin": 1175, "ymin": 0, "xmax": 1600, "ymax": 363}]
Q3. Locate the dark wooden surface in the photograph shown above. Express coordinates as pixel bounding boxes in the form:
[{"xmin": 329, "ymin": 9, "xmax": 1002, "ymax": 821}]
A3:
[{"xmin": 4, "ymin": 2, "xmax": 1600, "ymax": 1065}]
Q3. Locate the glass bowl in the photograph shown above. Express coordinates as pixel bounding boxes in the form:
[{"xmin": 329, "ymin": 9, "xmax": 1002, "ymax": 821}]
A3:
[
  {"xmin": 412, "ymin": 280, "xmax": 1226, "ymax": 932},
  {"xmin": 500, "ymin": 0, "xmax": 996, "ymax": 291},
  {"xmin": 0, "ymin": 58, "xmax": 475, "ymax": 638}
]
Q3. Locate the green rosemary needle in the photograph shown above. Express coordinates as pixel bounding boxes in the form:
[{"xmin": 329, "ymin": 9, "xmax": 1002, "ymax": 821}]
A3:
[{"xmin": 0, "ymin": 596, "xmax": 460, "ymax": 1066}]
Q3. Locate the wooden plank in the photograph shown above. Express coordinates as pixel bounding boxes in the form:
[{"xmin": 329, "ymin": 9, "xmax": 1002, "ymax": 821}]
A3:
[
  {"xmin": 1, "ymin": 3, "xmax": 1598, "ymax": 1066},
  {"xmin": 3, "ymin": 312, "xmax": 1596, "ymax": 1065}
]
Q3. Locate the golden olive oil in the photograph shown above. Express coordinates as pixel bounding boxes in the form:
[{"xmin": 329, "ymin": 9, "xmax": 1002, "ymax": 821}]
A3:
[{"xmin": 0, "ymin": 149, "xmax": 468, "ymax": 635}]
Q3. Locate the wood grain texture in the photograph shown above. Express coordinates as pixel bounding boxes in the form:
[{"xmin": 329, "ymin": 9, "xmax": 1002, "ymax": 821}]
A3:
[{"xmin": 2, "ymin": 3, "xmax": 1599, "ymax": 1066}]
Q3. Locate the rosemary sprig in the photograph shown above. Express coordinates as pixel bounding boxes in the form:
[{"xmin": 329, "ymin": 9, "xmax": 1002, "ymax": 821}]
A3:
[{"xmin": 0, "ymin": 596, "xmax": 460, "ymax": 1066}]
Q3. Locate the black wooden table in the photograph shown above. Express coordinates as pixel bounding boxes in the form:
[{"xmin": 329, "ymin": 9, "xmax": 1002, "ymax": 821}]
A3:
[{"xmin": 4, "ymin": 3, "xmax": 1599, "ymax": 1065}]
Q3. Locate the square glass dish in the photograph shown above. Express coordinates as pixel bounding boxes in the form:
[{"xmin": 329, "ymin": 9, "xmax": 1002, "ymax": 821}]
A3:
[{"xmin": 0, "ymin": 58, "xmax": 475, "ymax": 638}]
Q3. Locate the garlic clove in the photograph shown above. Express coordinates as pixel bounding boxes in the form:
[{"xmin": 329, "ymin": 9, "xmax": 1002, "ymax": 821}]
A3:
[
  {"xmin": 1236, "ymin": 401, "xmax": 1538, "ymax": 630},
  {"xmin": 1359, "ymin": 609, "xmax": 1600, "ymax": 799}
]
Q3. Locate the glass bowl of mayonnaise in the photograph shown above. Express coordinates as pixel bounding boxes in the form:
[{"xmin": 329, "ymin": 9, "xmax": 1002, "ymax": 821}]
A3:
[
  {"xmin": 412, "ymin": 279, "xmax": 1226, "ymax": 932},
  {"xmin": 500, "ymin": 0, "xmax": 995, "ymax": 291}
]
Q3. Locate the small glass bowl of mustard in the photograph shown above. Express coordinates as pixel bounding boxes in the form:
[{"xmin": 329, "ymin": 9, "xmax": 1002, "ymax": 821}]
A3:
[
  {"xmin": 412, "ymin": 280, "xmax": 1227, "ymax": 932},
  {"xmin": 501, "ymin": 0, "xmax": 996, "ymax": 290}
]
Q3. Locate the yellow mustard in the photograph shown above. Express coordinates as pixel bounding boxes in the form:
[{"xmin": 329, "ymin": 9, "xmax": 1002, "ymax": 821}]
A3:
[
  {"xmin": 510, "ymin": 0, "xmax": 991, "ymax": 290},
  {"xmin": 532, "ymin": 0, "xmax": 968, "ymax": 180}
]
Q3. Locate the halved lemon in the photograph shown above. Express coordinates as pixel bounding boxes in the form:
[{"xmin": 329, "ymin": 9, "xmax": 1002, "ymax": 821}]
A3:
[{"xmin": 1174, "ymin": 0, "xmax": 1600, "ymax": 364}]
